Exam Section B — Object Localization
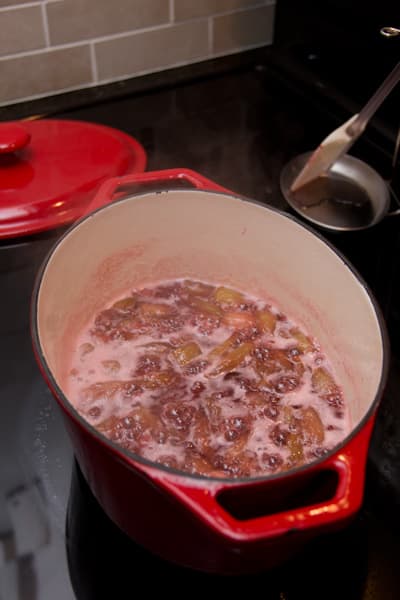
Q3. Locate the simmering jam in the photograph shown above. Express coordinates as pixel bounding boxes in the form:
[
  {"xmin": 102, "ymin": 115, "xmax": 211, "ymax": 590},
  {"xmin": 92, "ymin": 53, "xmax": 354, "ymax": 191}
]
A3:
[{"xmin": 67, "ymin": 279, "xmax": 350, "ymax": 478}]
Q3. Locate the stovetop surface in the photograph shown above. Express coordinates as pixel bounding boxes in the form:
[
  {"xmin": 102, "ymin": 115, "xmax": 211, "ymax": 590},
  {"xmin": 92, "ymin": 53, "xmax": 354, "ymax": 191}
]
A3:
[{"xmin": 1, "ymin": 47, "xmax": 400, "ymax": 599}]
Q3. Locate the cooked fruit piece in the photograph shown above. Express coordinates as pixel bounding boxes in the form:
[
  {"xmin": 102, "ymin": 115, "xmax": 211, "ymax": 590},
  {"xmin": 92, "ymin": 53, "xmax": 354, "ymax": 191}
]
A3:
[
  {"xmin": 97, "ymin": 414, "xmax": 121, "ymax": 433},
  {"xmin": 311, "ymin": 367, "xmax": 338, "ymax": 395},
  {"xmin": 139, "ymin": 302, "xmax": 174, "ymax": 317},
  {"xmin": 117, "ymin": 317, "xmax": 140, "ymax": 335},
  {"xmin": 203, "ymin": 396, "xmax": 222, "ymax": 428},
  {"xmin": 290, "ymin": 328, "xmax": 314, "ymax": 353},
  {"xmin": 173, "ymin": 342, "xmax": 202, "ymax": 366},
  {"xmin": 247, "ymin": 391, "xmax": 280, "ymax": 418},
  {"xmin": 138, "ymin": 342, "xmax": 172, "ymax": 353},
  {"xmin": 79, "ymin": 342, "xmax": 94, "ymax": 357},
  {"xmin": 207, "ymin": 332, "xmax": 239, "ymax": 361},
  {"xmin": 117, "ymin": 406, "xmax": 161, "ymax": 441},
  {"xmin": 135, "ymin": 405, "xmax": 160, "ymax": 426},
  {"xmin": 94, "ymin": 308, "xmax": 121, "ymax": 329},
  {"xmin": 247, "ymin": 391, "xmax": 268, "ymax": 408},
  {"xmin": 134, "ymin": 354, "xmax": 162, "ymax": 375},
  {"xmin": 112, "ymin": 296, "xmax": 137, "ymax": 312},
  {"xmin": 215, "ymin": 449, "xmax": 259, "ymax": 478},
  {"xmin": 82, "ymin": 380, "xmax": 123, "ymax": 403},
  {"xmin": 192, "ymin": 409, "xmax": 212, "ymax": 454},
  {"xmin": 257, "ymin": 308, "xmax": 277, "ymax": 334},
  {"xmin": 101, "ymin": 360, "xmax": 121, "ymax": 374},
  {"xmin": 287, "ymin": 432, "xmax": 304, "ymax": 466},
  {"xmin": 153, "ymin": 282, "xmax": 182, "ymax": 299},
  {"xmin": 222, "ymin": 311, "xmax": 256, "ymax": 329},
  {"xmin": 209, "ymin": 342, "xmax": 253, "ymax": 376},
  {"xmin": 301, "ymin": 407, "xmax": 325, "ymax": 444},
  {"xmin": 183, "ymin": 452, "xmax": 214, "ymax": 476},
  {"xmin": 138, "ymin": 370, "xmax": 179, "ymax": 389},
  {"xmin": 214, "ymin": 286, "xmax": 245, "ymax": 306},
  {"xmin": 253, "ymin": 347, "xmax": 293, "ymax": 377},
  {"xmin": 188, "ymin": 297, "xmax": 222, "ymax": 316},
  {"xmin": 183, "ymin": 279, "xmax": 214, "ymax": 297},
  {"xmin": 282, "ymin": 405, "xmax": 299, "ymax": 429},
  {"xmin": 120, "ymin": 381, "xmax": 143, "ymax": 397}
]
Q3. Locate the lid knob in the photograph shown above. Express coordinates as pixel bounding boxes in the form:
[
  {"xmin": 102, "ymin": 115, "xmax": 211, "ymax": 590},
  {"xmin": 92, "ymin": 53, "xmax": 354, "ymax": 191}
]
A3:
[{"xmin": 0, "ymin": 123, "xmax": 31, "ymax": 154}]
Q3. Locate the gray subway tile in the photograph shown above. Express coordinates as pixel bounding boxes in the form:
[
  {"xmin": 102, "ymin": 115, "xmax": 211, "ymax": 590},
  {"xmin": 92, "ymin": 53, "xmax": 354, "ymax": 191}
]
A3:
[
  {"xmin": 0, "ymin": 6, "xmax": 45, "ymax": 56},
  {"xmin": 47, "ymin": 0, "xmax": 169, "ymax": 45},
  {"xmin": 212, "ymin": 4, "xmax": 275, "ymax": 54},
  {"xmin": 0, "ymin": 45, "xmax": 92, "ymax": 104},
  {"xmin": 95, "ymin": 20, "xmax": 209, "ymax": 81}
]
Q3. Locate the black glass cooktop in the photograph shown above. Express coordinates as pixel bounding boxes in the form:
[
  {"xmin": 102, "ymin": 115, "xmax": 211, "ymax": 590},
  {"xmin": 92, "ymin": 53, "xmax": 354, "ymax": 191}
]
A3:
[{"xmin": 1, "ymin": 43, "xmax": 400, "ymax": 599}]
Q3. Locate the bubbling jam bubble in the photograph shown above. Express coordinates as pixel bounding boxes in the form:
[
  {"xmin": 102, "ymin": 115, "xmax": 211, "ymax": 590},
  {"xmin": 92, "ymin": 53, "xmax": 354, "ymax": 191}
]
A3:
[{"xmin": 67, "ymin": 279, "xmax": 350, "ymax": 478}]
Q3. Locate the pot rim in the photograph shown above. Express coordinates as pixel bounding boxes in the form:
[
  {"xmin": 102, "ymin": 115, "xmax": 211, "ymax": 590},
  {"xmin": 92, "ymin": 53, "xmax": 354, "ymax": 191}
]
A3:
[{"xmin": 30, "ymin": 186, "xmax": 390, "ymax": 486}]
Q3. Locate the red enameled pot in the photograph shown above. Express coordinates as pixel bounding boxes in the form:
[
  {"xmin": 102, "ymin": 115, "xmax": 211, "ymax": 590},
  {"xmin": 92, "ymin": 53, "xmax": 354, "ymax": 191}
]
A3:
[{"xmin": 31, "ymin": 169, "xmax": 389, "ymax": 574}]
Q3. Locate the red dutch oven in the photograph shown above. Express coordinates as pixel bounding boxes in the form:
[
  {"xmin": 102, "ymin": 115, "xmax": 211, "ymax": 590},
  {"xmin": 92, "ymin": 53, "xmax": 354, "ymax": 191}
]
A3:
[{"xmin": 31, "ymin": 169, "xmax": 389, "ymax": 574}]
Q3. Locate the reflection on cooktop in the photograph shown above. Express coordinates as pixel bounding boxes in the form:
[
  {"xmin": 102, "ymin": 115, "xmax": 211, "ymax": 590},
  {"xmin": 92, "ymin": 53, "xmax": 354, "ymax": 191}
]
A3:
[{"xmin": 66, "ymin": 462, "xmax": 369, "ymax": 599}]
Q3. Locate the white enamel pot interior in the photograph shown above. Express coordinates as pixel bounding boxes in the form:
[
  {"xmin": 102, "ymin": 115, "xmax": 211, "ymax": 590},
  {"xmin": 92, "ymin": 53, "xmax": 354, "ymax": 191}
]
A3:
[{"xmin": 36, "ymin": 188, "xmax": 387, "ymax": 436}]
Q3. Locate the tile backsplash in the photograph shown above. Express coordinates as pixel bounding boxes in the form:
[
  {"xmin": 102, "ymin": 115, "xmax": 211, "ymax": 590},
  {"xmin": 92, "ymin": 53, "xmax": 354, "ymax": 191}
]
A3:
[{"xmin": 0, "ymin": 0, "xmax": 275, "ymax": 106}]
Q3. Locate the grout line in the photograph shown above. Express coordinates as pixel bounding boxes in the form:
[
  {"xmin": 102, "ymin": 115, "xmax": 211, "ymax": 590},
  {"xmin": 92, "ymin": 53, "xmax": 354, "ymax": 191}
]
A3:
[
  {"xmin": 0, "ymin": 2, "xmax": 41, "ymax": 13},
  {"xmin": 93, "ymin": 56, "xmax": 216, "ymax": 87},
  {"xmin": 172, "ymin": 1, "xmax": 275, "ymax": 22},
  {"xmin": 0, "ymin": 22, "xmax": 176, "ymax": 61},
  {"xmin": 90, "ymin": 22, "xmax": 173, "ymax": 46},
  {"xmin": 209, "ymin": 41, "xmax": 273, "ymax": 61},
  {"xmin": 169, "ymin": 0, "xmax": 174, "ymax": 23},
  {"xmin": 0, "ymin": 81, "xmax": 99, "ymax": 108},
  {"xmin": 0, "ymin": 16, "xmax": 217, "ymax": 62},
  {"xmin": 89, "ymin": 42, "xmax": 98, "ymax": 83},
  {"xmin": 208, "ymin": 17, "xmax": 213, "ymax": 54},
  {"xmin": 41, "ymin": 2, "xmax": 50, "ymax": 47},
  {"xmin": 0, "ymin": 41, "xmax": 90, "ymax": 61}
]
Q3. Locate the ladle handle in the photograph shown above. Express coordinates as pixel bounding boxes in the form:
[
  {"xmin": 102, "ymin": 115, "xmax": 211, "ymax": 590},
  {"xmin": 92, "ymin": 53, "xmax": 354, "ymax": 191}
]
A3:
[{"xmin": 347, "ymin": 61, "xmax": 400, "ymax": 137}]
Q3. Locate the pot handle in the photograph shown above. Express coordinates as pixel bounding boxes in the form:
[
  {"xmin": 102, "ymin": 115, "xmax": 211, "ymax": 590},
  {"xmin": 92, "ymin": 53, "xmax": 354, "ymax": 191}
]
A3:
[
  {"xmin": 87, "ymin": 168, "xmax": 230, "ymax": 213},
  {"xmin": 151, "ymin": 420, "xmax": 373, "ymax": 543}
]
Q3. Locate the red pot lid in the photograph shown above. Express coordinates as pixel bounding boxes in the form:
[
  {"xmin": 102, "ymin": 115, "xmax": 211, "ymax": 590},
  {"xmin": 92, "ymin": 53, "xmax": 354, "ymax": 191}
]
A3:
[{"xmin": 0, "ymin": 119, "xmax": 147, "ymax": 239}]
